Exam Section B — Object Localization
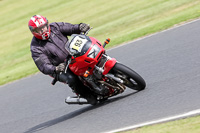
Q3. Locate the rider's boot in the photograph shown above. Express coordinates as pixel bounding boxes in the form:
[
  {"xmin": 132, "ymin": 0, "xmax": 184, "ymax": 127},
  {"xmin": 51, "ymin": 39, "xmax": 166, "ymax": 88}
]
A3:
[
  {"xmin": 68, "ymin": 82, "xmax": 97, "ymax": 105},
  {"xmin": 65, "ymin": 95, "xmax": 97, "ymax": 105}
]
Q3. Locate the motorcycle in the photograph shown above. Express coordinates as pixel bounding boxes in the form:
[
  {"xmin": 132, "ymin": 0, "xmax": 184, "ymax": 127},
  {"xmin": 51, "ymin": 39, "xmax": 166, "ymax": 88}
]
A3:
[{"xmin": 52, "ymin": 28, "xmax": 146, "ymax": 105}]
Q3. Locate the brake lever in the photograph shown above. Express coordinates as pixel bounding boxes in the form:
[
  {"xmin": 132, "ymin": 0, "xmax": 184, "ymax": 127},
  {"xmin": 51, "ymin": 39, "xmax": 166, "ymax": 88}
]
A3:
[
  {"xmin": 85, "ymin": 27, "xmax": 93, "ymax": 35},
  {"xmin": 80, "ymin": 27, "xmax": 93, "ymax": 36}
]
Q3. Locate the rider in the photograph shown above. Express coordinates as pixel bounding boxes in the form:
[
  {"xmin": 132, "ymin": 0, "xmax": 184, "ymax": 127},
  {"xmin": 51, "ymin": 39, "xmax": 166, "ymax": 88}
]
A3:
[{"xmin": 28, "ymin": 15, "xmax": 97, "ymax": 104}]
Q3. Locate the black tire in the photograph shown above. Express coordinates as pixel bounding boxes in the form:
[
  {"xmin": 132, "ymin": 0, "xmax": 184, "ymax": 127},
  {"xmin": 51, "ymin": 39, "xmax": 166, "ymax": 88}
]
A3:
[{"xmin": 111, "ymin": 63, "xmax": 146, "ymax": 91}]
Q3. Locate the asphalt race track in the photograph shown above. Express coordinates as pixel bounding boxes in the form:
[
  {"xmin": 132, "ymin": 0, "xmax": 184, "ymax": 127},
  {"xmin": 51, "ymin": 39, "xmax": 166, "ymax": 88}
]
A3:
[{"xmin": 1, "ymin": 19, "xmax": 200, "ymax": 133}]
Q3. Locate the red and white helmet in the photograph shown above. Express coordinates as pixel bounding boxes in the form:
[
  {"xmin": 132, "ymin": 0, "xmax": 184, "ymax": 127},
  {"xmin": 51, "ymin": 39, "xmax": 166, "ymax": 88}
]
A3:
[{"xmin": 28, "ymin": 15, "xmax": 51, "ymax": 40}]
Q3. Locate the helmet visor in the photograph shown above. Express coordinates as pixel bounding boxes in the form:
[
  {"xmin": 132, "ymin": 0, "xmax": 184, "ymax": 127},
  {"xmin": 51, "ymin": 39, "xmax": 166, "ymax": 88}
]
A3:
[{"xmin": 32, "ymin": 24, "xmax": 48, "ymax": 34}]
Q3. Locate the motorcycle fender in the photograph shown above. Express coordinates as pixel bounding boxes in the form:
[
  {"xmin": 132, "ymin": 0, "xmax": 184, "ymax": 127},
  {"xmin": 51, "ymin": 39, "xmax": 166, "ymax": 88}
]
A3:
[{"xmin": 102, "ymin": 58, "xmax": 117, "ymax": 75}]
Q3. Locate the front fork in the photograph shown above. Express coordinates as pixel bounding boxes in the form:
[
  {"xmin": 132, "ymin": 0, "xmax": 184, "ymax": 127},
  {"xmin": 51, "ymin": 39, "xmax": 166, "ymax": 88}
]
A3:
[
  {"xmin": 82, "ymin": 54, "xmax": 126, "ymax": 100},
  {"xmin": 95, "ymin": 54, "xmax": 117, "ymax": 76},
  {"xmin": 93, "ymin": 54, "xmax": 125, "ymax": 90}
]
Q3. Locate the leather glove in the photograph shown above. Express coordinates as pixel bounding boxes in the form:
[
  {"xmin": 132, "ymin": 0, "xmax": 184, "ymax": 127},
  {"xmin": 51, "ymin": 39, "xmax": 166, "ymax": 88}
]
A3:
[
  {"xmin": 55, "ymin": 63, "xmax": 65, "ymax": 73},
  {"xmin": 79, "ymin": 23, "xmax": 90, "ymax": 33}
]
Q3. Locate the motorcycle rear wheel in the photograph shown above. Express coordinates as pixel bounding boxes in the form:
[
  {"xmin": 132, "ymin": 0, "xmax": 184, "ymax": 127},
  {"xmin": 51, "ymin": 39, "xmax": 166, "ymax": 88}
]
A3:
[{"xmin": 111, "ymin": 63, "xmax": 146, "ymax": 91}]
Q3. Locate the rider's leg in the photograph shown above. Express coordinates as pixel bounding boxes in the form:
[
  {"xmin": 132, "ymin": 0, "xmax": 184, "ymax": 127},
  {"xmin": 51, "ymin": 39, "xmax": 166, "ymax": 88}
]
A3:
[{"xmin": 53, "ymin": 69, "xmax": 97, "ymax": 104}]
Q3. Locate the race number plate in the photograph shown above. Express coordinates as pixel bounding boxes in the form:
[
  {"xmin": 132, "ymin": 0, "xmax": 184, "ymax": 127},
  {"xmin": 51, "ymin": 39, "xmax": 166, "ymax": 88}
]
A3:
[{"xmin": 70, "ymin": 36, "xmax": 87, "ymax": 52}]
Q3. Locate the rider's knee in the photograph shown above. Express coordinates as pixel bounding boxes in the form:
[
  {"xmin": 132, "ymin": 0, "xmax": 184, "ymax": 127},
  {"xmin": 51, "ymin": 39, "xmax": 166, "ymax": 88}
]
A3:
[{"xmin": 66, "ymin": 73, "xmax": 78, "ymax": 87}]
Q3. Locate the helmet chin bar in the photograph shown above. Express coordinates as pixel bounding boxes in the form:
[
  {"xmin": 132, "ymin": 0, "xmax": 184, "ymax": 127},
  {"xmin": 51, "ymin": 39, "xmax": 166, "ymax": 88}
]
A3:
[{"xmin": 42, "ymin": 32, "xmax": 50, "ymax": 40}]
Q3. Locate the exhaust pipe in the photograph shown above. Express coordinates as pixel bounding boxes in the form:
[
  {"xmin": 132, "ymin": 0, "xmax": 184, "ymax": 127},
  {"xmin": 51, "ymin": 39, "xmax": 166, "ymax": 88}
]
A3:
[{"xmin": 65, "ymin": 96, "xmax": 89, "ymax": 104}]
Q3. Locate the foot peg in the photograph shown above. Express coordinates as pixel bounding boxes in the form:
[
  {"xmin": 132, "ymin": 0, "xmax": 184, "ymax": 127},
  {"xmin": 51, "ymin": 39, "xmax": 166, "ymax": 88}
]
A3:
[{"xmin": 65, "ymin": 96, "xmax": 89, "ymax": 104}]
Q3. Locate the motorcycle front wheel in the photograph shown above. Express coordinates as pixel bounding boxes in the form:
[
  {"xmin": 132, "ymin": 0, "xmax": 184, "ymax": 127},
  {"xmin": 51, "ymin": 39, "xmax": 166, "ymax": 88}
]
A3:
[{"xmin": 111, "ymin": 63, "xmax": 146, "ymax": 91}]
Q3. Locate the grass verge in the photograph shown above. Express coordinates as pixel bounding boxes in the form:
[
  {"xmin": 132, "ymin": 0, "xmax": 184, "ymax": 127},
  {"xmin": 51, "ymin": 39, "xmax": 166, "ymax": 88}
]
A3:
[{"xmin": 122, "ymin": 115, "xmax": 200, "ymax": 133}]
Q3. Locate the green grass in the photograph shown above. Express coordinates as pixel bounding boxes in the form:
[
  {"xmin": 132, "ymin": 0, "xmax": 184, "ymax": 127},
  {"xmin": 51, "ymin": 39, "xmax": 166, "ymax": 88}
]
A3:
[
  {"xmin": 122, "ymin": 115, "xmax": 200, "ymax": 133},
  {"xmin": 1, "ymin": 0, "xmax": 200, "ymax": 85}
]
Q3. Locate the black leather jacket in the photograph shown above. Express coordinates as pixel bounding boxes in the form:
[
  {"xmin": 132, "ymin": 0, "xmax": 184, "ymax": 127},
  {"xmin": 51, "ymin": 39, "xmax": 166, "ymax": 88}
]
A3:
[{"xmin": 30, "ymin": 22, "xmax": 81, "ymax": 74}]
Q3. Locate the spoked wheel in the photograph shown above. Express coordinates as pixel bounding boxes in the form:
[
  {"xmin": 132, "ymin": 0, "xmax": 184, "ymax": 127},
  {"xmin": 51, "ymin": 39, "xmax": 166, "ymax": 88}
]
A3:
[{"xmin": 110, "ymin": 63, "xmax": 146, "ymax": 91}]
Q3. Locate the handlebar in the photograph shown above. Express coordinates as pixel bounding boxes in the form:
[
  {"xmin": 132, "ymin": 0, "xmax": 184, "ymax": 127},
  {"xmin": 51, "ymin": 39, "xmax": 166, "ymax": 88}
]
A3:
[
  {"xmin": 51, "ymin": 56, "xmax": 72, "ymax": 85},
  {"xmin": 51, "ymin": 78, "xmax": 57, "ymax": 85}
]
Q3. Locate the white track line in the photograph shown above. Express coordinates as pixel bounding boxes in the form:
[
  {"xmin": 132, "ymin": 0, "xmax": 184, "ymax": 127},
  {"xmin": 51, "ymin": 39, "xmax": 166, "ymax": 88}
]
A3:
[{"xmin": 105, "ymin": 109, "xmax": 200, "ymax": 133}]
